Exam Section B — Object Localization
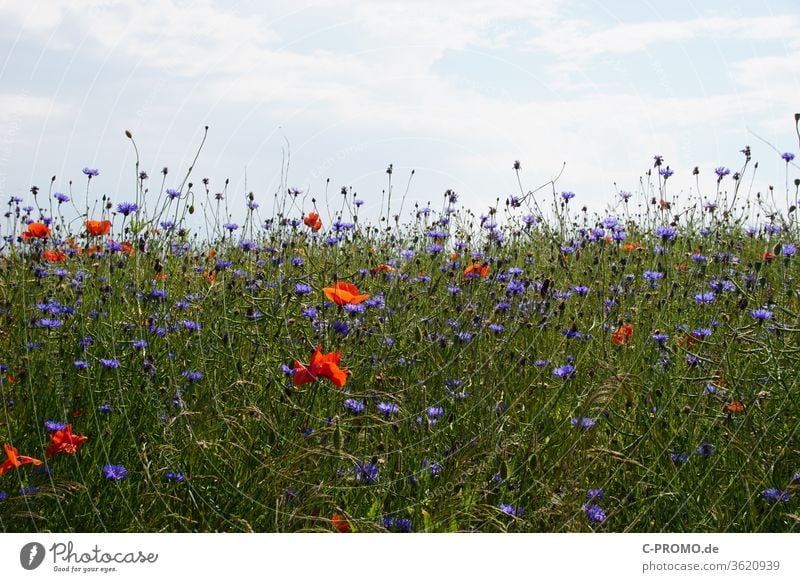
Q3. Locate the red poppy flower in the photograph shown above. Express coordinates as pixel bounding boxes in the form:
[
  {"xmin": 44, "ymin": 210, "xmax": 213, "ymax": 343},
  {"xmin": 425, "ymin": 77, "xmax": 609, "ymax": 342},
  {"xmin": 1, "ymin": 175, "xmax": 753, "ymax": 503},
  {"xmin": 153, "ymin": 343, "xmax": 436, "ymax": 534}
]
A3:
[
  {"xmin": 0, "ymin": 443, "xmax": 43, "ymax": 475},
  {"xmin": 303, "ymin": 212, "xmax": 322, "ymax": 231},
  {"xmin": 85, "ymin": 219, "xmax": 112, "ymax": 236},
  {"xmin": 463, "ymin": 262, "xmax": 489, "ymax": 280},
  {"xmin": 762, "ymin": 251, "xmax": 775, "ymax": 262},
  {"xmin": 46, "ymin": 424, "xmax": 88, "ymax": 457},
  {"xmin": 724, "ymin": 401, "xmax": 746, "ymax": 413},
  {"xmin": 293, "ymin": 345, "xmax": 348, "ymax": 388},
  {"xmin": 332, "ymin": 514, "xmax": 351, "ymax": 533},
  {"xmin": 611, "ymin": 323, "xmax": 634, "ymax": 346},
  {"xmin": 21, "ymin": 222, "xmax": 50, "ymax": 240},
  {"xmin": 370, "ymin": 264, "xmax": 393, "ymax": 275},
  {"xmin": 42, "ymin": 250, "xmax": 67, "ymax": 262},
  {"xmin": 323, "ymin": 282, "xmax": 370, "ymax": 306}
]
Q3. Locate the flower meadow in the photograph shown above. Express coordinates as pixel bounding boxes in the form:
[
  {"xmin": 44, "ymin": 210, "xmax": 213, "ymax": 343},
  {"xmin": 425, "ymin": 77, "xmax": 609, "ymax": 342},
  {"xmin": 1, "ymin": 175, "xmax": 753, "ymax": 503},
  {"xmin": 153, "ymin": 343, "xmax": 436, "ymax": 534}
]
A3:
[{"xmin": 1, "ymin": 135, "xmax": 800, "ymax": 533}]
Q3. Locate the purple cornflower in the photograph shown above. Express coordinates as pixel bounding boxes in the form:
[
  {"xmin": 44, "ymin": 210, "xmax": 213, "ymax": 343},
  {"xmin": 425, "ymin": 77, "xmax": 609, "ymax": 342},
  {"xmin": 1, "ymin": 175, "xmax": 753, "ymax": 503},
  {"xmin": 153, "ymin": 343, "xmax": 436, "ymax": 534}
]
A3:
[
  {"xmin": 583, "ymin": 503, "xmax": 607, "ymax": 524},
  {"xmin": 696, "ymin": 441, "xmax": 715, "ymax": 458},
  {"xmin": 781, "ymin": 152, "xmax": 795, "ymax": 162},
  {"xmin": 619, "ymin": 190, "xmax": 633, "ymax": 202},
  {"xmin": 762, "ymin": 488, "xmax": 790, "ymax": 502},
  {"xmin": 655, "ymin": 226, "xmax": 677, "ymax": 241},
  {"xmin": 82, "ymin": 167, "xmax": 100, "ymax": 177},
  {"xmin": 782, "ymin": 244, "xmax": 796, "ymax": 257},
  {"xmin": 223, "ymin": 223, "xmax": 239, "ymax": 232},
  {"xmin": 116, "ymin": 202, "xmax": 139, "ymax": 216},
  {"xmin": 100, "ymin": 358, "xmax": 121, "ymax": 369},
  {"xmin": 74, "ymin": 360, "xmax": 89, "ymax": 369},
  {"xmin": 45, "ymin": 420, "xmax": 68, "ymax": 431},
  {"xmin": 103, "ymin": 464, "xmax": 128, "ymax": 480},
  {"xmin": 382, "ymin": 516, "xmax": 412, "ymax": 532},
  {"xmin": 751, "ymin": 309, "xmax": 773, "ymax": 321},
  {"xmin": 294, "ymin": 283, "xmax": 312, "ymax": 295},
  {"xmin": 659, "ymin": 167, "xmax": 674, "ymax": 178},
  {"xmin": 671, "ymin": 452, "xmax": 689, "ymax": 464},
  {"xmin": 98, "ymin": 404, "xmax": 113, "ymax": 413},
  {"xmin": 652, "ymin": 333, "xmax": 669, "ymax": 344},
  {"xmin": 553, "ymin": 364, "xmax": 575, "ymax": 379},
  {"xmin": 587, "ymin": 488, "xmax": 604, "ymax": 501},
  {"xmin": 166, "ymin": 188, "xmax": 181, "ymax": 199},
  {"xmin": 333, "ymin": 321, "xmax": 350, "ymax": 336},
  {"xmin": 694, "ymin": 291, "xmax": 716, "ymax": 304},
  {"xmin": 354, "ymin": 461, "xmax": 379, "ymax": 484},
  {"xmin": 714, "ymin": 166, "xmax": 730, "ymax": 179},
  {"xmin": 561, "ymin": 191, "xmax": 575, "ymax": 201},
  {"xmin": 182, "ymin": 370, "xmax": 202, "ymax": 382},
  {"xmin": 343, "ymin": 399, "xmax": 366, "ymax": 414},
  {"xmin": 571, "ymin": 417, "xmax": 597, "ymax": 430},
  {"xmin": 499, "ymin": 503, "xmax": 523, "ymax": 517},
  {"xmin": 427, "ymin": 406, "xmax": 444, "ymax": 419},
  {"xmin": 54, "ymin": 192, "xmax": 70, "ymax": 203},
  {"xmin": 166, "ymin": 471, "xmax": 186, "ymax": 482},
  {"xmin": 377, "ymin": 402, "xmax": 400, "ymax": 415}
]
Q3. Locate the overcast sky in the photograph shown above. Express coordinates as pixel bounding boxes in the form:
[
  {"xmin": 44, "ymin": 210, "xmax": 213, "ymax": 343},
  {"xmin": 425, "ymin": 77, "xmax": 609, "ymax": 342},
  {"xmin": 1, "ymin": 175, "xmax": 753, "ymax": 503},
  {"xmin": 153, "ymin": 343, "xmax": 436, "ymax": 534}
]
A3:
[{"xmin": 1, "ymin": 0, "xmax": 798, "ymax": 226}]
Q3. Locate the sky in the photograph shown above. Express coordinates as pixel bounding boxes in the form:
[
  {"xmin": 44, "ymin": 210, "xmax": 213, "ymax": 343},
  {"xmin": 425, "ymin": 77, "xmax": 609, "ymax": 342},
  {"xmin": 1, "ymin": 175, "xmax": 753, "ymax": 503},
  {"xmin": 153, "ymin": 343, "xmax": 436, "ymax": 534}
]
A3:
[{"xmin": 0, "ymin": 0, "xmax": 798, "ymax": 228}]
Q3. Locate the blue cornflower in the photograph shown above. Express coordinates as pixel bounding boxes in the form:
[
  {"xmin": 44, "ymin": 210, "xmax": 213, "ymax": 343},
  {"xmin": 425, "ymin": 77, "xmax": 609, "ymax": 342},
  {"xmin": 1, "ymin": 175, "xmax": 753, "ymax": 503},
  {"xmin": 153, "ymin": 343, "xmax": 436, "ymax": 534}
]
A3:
[
  {"xmin": 762, "ymin": 488, "xmax": 790, "ymax": 502},
  {"xmin": 333, "ymin": 321, "xmax": 350, "ymax": 336},
  {"xmin": 382, "ymin": 516, "xmax": 412, "ymax": 532},
  {"xmin": 82, "ymin": 167, "xmax": 100, "ymax": 177},
  {"xmin": 166, "ymin": 471, "xmax": 186, "ymax": 482},
  {"xmin": 354, "ymin": 461, "xmax": 379, "ymax": 484},
  {"xmin": 116, "ymin": 202, "xmax": 139, "ymax": 216},
  {"xmin": 488, "ymin": 324, "xmax": 505, "ymax": 333},
  {"xmin": 160, "ymin": 220, "xmax": 175, "ymax": 230},
  {"xmin": 223, "ymin": 223, "xmax": 239, "ymax": 232},
  {"xmin": 782, "ymin": 244, "xmax": 796, "ymax": 257},
  {"xmin": 301, "ymin": 307, "xmax": 319, "ymax": 319},
  {"xmin": 659, "ymin": 167, "xmax": 674, "ymax": 178},
  {"xmin": 294, "ymin": 283, "xmax": 312, "ymax": 295},
  {"xmin": 694, "ymin": 291, "xmax": 716, "ymax": 304},
  {"xmin": 20, "ymin": 486, "xmax": 41, "ymax": 496},
  {"xmin": 571, "ymin": 417, "xmax": 596, "ymax": 430},
  {"xmin": 751, "ymin": 308, "xmax": 773, "ymax": 321},
  {"xmin": 671, "ymin": 452, "xmax": 689, "ymax": 465},
  {"xmin": 98, "ymin": 404, "xmax": 113, "ymax": 413},
  {"xmin": 583, "ymin": 503, "xmax": 606, "ymax": 524},
  {"xmin": 781, "ymin": 152, "xmax": 795, "ymax": 162},
  {"xmin": 182, "ymin": 320, "xmax": 202, "ymax": 331},
  {"xmin": 655, "ymin": 226, "xmax": 677, "ymax": 241},
  {"xmin": 427, "ymin": 406, "xmax": 444, "ymax": 419},
  {"xmin": 377, "ymin": 402, "xmax": 400, "ymax": 415},
  {"xmin": 696, "ymin": 441, "xmax": 715, "ymax": 458},
  {"xmin": 652, "ymin": 333, "xmax": 669, "ymax": 344},
  {"xmin": 0, "ymin": 491, "xmax": 6, "ymax": 502},
  {"xmin": 619, "ymin": 190, "xmax": 633, "ymax": 202},
  {"xmin": 499, "ymin": 503, "xmax": 523, "ymax": 517},
  {"xmin": 344, "ymin": 399, "xmax": 366, "ymax": 414},
  {"xmin": 54, "ymin": 192, "xmax": 70, "ymax": 203},
  {"xmin": 100, "ymin": 358, "xmax": 121, "ymax": 369},
  {"xmin": 506, "ymin": 279, "xmax": 526, "ymax": 294},
  {"xmin": 45, "ymin": 420, "xmax": 68, "ymax": 431},
  {"xmin": 165, "ymin": 188, "xmax": 181, "ymax": 199},
  {"xmin": 573, "ymin": 285, "xmax": 590, "ymax": 296},
  {"xmin": 182, "ymin": 370, "xmax": 202, "ymax": 382},
  {"xmin": 74, "ymin": 360, "xmax": 89, "ymax": 369},
  {"xmin": 103, "ymin": 464, "xmax": 128, "ymax": 480},
  {"xmin": 714, "ymin": 166, "xmax": 730, "ymax": 179},
  {"xmin": 553, "ymin": 364, "xmax": 575, "ymax": 379},
  {"xmin": 561, "ymin": 191, "xmax": 575, "ymax": 201},
  {"xmin": 587, "ymin": 488, "xmax": 604, "ymax": 501}
]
